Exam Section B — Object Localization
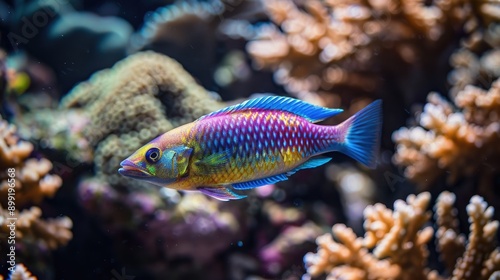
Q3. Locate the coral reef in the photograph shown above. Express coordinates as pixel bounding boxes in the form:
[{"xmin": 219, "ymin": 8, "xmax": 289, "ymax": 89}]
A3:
[
  {"xmin": 447, "ymin": 2, "xmax": 500, "ymax": 98},
  {"xmin": 0, "ymin": 116, "xmax": 62, "ymax": 206},
  {"xmin": 4, "ymin": 0, "xmax": 500, "ymax": 279},
  {"xmin": 61, "ymin": 51, "xmax": 223, "ymax": 187},
  {"xmin": 392, "ymin": 79, "xmax": 500, "ymax": 191},
  {"xmin": 303, "ymin": 191, "xmax": 500, "ymax": 280},
  {"xmin": 0, "ymin": 206, "xmax": 72, "ymax": 251},
  {"xmin": 0, "ymin": 115, "xmax": 72, "ymax": 276},
  {"xmin": 78, "ymin": 177, "xmax": 243, "ymax": 277},
  {"xmin": 246, "ymin": 0, "xmax": 498, "ymax": 109}
]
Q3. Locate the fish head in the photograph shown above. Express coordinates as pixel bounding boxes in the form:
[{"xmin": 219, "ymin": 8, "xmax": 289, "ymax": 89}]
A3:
[{"xmin": 119, "ymin": 143, "xmax": 193, "ymax": 186}]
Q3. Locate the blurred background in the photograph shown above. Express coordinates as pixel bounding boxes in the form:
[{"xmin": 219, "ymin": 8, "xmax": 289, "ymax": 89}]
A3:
[{"xmin": 0, "ymin": 0, "xmax": 500, "ymax": 279}]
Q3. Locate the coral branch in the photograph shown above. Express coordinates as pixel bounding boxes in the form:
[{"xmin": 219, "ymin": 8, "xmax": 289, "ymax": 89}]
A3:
[
  {"xmin": 0, "ymin": 117, "xmax": 62, "ymax": 206},
  {"xmin": 0, "ymin": 206, "xmax": 72, "ymax": 250},
  {"xmin": 393, "ymin": 78, "xmax": 500, "ymax": 189},
  {"xmin": 434, "ymin": 191, "xmax": 466, "ymax": 272},
  {"xmin": 303, "ymin": 192, "xmax": 500, "ymax": 280},
  {"xmin": 247, "ymin": 0, "xmax": 493, "ymax": 108},
  {"xmin": 452, "ymin": 195, "xmax": 499, "ymax": 279}
]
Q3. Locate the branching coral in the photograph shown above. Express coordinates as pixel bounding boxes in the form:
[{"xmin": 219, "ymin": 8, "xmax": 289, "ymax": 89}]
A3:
[
  {"xmin": 0, "ymin": 116, "xmax": 71, "ymax": 270},
  {"xmin": 0, "ymin": 116, "xmax": 62, "ymax": 206},
  {"xmin": 61, "ymin": 51, "xmax": 223, "ymax": 187},
  {"xmin": 303, "ymin": 191, "xmax": 500, "ymax": 280},
  {"xmin": 448, "ymin": 11, "xmax": 500, "ymax": 98},
  {"xmin": 392, "ymin": 78, "xmax": 500, "ymax": 190},
  {"xmin": 247, "ymin": 0, "xmax": 498, "ymax": 108},
  {"xmin": 0, "ymin": 206, "xmax": 72, "ymax": 251}
]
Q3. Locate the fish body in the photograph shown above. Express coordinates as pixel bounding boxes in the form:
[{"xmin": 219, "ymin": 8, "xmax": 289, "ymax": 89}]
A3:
[{"xmin": 119, "ymin": 96, "xmax": 382, "ymax": 201}]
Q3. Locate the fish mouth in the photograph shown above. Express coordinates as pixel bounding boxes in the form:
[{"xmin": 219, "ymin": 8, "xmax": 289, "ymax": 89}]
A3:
[{"xmin": 118, "ymin": 159, "xmax": 151, "ymax": 179}]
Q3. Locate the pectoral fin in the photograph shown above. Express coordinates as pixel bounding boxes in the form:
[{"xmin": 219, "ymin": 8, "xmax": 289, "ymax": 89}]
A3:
[
  {"xmin": 198, "ymin": 185, "xmax": 246, "ymax": 201},
  {"xmin": 195, "ymin": 150, "xmax": 231, "ymax": 174}
]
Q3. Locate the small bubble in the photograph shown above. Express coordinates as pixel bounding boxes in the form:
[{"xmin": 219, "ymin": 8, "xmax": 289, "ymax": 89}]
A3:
[{"xmin": 237, "ymin": 241, "xmax": 243, "ymax": 247}]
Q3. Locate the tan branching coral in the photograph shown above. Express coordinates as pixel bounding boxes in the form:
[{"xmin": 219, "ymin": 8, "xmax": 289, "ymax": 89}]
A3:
[
  {"xmin": 247, "ymin": 0, "xmax": 497, "ymax": 108},
  {"xmin": 0, "ymin": 117, "xmax": 62, "ymax": 206},
  {"xmin": 448, "ymin": 17, "xmax": 500, "ymax": 99},
  {"xmin": 303, "ymin": 192, "xmax": 500, "ymax": 280},
  {"xmin": 0, "ymin": 205, "xmax": 72, "ymax": 251},
  {"xmin": 434, "ymin": 191, "xmax": 465, "ymax": 272},
  {"xmin": 61, "ymin": 51, "xmax": 223, "ymax": 186},
  {"xmin": 16, "ymin": 206, "xmax": 72, "ymax": 249},
  {"xmin": 0, "ymin": 116, "xmax": 71, "ymax": 257},
  {"xmin": 392, "ymin": 78, "xmax": 500, "ymax": 189}
]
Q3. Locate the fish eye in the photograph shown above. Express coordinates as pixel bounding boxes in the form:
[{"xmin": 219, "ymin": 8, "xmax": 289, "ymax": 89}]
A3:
[{"xmin": 145, "ymin": 147, "xmax": 161, "ymax": 163}]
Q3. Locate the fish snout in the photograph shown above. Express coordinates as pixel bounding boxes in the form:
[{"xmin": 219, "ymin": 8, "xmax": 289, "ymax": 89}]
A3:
[{"xmin": 118, "ymin": 159, "xmax": 151, "ymax": 178}]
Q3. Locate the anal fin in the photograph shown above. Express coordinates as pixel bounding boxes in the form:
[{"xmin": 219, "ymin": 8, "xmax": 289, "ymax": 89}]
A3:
[
  {"xmin": 286, "ymin": 157, "xmax": 332, "ymax": 175},
  {"xmin": 232, "ymin": 174, "xmax": 289, "ymax": 190},
  {"xmin": 198, "ymin": 185, "xmax": 246, "ymax": 201},
  {"xmin": 232, "ymin": 157, "xmax": 332, "ymax": 190}
]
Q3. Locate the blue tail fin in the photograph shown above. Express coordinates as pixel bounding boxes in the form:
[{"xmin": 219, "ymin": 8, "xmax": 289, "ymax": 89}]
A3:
[{"xmin": 335, "ymin": 100, "xmax": 382, "ymax": 168}]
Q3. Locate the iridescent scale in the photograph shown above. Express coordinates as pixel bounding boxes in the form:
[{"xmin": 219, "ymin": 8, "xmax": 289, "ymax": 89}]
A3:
[{"xmin": 194, "ymin": 110, "xmax": 337, "ymax": 184}]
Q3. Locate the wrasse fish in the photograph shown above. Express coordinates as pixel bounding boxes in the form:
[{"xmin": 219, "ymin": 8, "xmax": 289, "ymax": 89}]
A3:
[{"xmin": 119, "ymin": 96, "xmax": 382, "ymax": 201}]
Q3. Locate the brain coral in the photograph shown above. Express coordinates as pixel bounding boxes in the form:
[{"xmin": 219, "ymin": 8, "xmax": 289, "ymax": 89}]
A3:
[{"xmin": 61, "ymin": 51, "xmax": 223, "ymax": 187}]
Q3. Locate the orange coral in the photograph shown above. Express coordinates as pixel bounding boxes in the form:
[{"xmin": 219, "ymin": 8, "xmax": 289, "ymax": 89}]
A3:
[
  {"xmin": 392, "ymin": 79, "xmax": 500, "ymax": 189},
  {"xmin": 0, "ymin": 117, "xmax": 62, "ymax": 206},
  {"xmin": 303, "ymin": 192, "xmax": 500, "ymax": 280},
  {"xmin": 0, "ymin": 116, "xmax": 72, "ymax": 258},
  {"xmin": 247, "ymin": 0, "xmax": 496, "ymax": 109}
]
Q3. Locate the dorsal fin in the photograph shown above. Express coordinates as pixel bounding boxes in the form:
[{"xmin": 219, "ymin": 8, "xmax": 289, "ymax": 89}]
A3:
[{"xmin": 197, "ymin": 96, "xmax": 343, "ymax": 123}]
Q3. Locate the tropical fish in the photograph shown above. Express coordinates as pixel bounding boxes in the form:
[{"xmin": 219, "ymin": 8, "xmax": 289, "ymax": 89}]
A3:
[{"xmin": 118, "ymin": 96, "xmax": 382, "ymax": 201}]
